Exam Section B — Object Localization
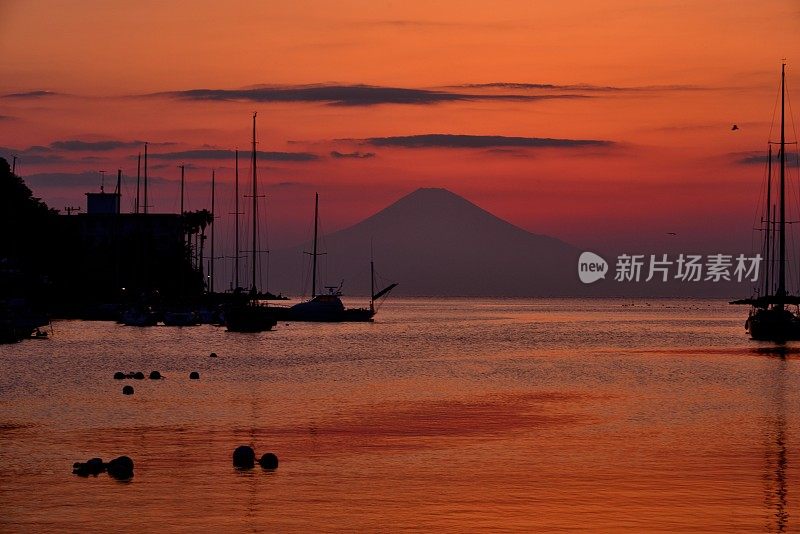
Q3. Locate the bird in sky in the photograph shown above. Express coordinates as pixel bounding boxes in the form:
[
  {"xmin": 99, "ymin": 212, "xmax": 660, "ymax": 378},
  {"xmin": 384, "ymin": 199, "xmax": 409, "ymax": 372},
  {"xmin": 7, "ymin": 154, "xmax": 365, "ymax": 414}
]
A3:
[
  {"xmin": 666, "ymin": 232, "xmax": 677, "ymax": 236},
  {"xmin": 732, "ymin": 124, "xmax": 739, "ymax": 131}
]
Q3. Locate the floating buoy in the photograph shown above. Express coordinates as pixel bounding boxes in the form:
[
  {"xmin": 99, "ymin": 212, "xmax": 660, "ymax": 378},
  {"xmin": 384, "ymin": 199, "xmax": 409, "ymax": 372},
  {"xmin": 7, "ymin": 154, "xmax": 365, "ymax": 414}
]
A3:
[
  {"xmin": 72, "ymin": 461, "xmax": 90, "ymax": 477},
  {"xmin": 86, "ymin": 457, "xmax": 105, "ymax": 475},
  {"xmin": 122, "ymin": 385, "xmax": 134, "ymax": 395},
  {"xmin": 149, "ymin": 370, "xmax": 161, "ymax": 380},
  {"xmin": 113, "ymin": 372, "xmax": 125, "ymax": 380},
  {"xmin": 72, "ymin": 457, "xmax": 107, "ymax": 476},
  {"xmin": 259, "ymin": 452, "xmax": 279, "ymax": 470},
  {"xmin": 133, "ymin": 372, "xmax": 145, "ymax": 380},
  {"xmin": 233, "ymin": 445, "xmax": 255, "ymax": 469},
  {"xmin": 189, "ymin": 371, "xmax": 200, "ymax": 380},
  {"xmin": 210, "ymin": 352, "xmax": 217, "ymax": 358},
  {"xmin": 107, "ymin": 456, "xmax": 134, "ymax": 480}
]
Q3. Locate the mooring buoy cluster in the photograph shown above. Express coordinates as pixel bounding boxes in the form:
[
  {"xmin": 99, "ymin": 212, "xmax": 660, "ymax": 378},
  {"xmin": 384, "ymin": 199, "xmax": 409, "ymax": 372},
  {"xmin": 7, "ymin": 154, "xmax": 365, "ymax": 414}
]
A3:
[
  {"xmin": 232, "ymin": 445, "xmax": 279, "ymax": 470},
  {"xmin": 115, "ymin": 369, "xmax": 204, "ymax": 394},
  {"xmin": 114, "ymin": 371, "xmax": 157, "ymax": 380},
  {"xmin": 73, "ymin": 455, "xmax": 134, "ymax": 480}
]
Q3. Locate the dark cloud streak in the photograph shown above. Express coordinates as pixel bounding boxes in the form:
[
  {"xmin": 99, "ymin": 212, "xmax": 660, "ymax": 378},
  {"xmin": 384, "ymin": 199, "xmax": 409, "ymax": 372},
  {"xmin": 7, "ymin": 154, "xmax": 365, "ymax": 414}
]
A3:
[
  {"xmin": 2, "ymin": 90, "xmax": 61, "ymax": 99},
  {"xmin": 737, "ymin": 152, "xmax": 799, "ymax": 166},
  {"xmin": 50, "ymin": 140, "xmax": 146, "ymax": 151},
  {"xmin": 456, "ymin": 82, "xmax": 708, "ymax": 92},
  {"xmin": 158, "ymin": 84, "xmax": 588, "ymax": 106},
  {"xmin": 331, "ymin": 151, "xmax": 376, "ymax": 159},
  {"xmin": 357, "ymin": 134, "xmax": 614, "ymax": 149},
  {"xmin": 146, "ymin": 149, "xmax": 319, "ymax": 162}
]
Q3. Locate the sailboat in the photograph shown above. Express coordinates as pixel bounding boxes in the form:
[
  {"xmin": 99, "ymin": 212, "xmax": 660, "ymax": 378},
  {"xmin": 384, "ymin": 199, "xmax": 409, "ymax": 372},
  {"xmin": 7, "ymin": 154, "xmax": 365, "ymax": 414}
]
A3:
[
  {"xmin": 288, "ymin": 193, "xmax": 397, "ymax": 322},
  {"xmin": 224, "ymin": 112, "xmax": 278, "ymax": 333},
  {"xmin": 731, "ymin": 64, "xmax": 800, "ymax": 340},
  {"xmin": 121, "ymin": 142, "xmax": 159, "ymax": 327}
]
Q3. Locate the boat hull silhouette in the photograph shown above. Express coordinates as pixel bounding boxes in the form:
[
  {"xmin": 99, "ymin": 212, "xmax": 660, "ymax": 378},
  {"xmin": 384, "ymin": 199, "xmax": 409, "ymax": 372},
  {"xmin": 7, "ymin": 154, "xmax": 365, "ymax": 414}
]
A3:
[
  {"xmin": 288, "ymin": 295, "xmax": 373, "ymax": 322},
  {"xmin": 746, "ymin": 308, "xmax": 800, "ymax": 341},
  {"xmin": 225, "ymin": 303, "xmax": 278, "ymax": 332}
]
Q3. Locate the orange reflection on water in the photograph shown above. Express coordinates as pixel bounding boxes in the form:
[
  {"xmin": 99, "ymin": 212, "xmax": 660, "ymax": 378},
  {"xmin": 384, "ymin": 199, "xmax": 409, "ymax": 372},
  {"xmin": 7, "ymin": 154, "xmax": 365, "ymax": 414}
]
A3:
[{"xmin": 0, "ymin": 299, "xmax": 798, "ymax": 531}]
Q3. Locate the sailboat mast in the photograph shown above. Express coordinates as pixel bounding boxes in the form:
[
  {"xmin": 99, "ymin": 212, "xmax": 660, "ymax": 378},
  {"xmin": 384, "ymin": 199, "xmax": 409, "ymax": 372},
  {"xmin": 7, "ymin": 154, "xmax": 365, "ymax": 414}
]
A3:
[
  {"xmin": 179, "ymin": 164, "xmax": 185, "ymax": 215},
  {"xmin": 116, "ymin": 169, "xmax": 122, "ymax": 213},
  {"xmin": 210, "ymin": 169, "xmax": 215, "ymax": 294},
  {"xmin": 765, "ymin": 145, "xmax": 772, "ymax": 297},
  {"xmin": 251, "ymin": 112, "xmax": 258, "ymax": 294},
  {"xmin": 136, "ymin": 152, "xmax": 141, "ymax": 214},
  {"xmin": 144, "ymin": 142, "xmax": 149, "ymax": 215},
  {"xmin": 370, "ymin": 257, "xmax": 375, "ymax": 312},
  {"xmin": 234, "ymin": 149, "xmax": 240, "ymax": 290},
  {"xmin": 312, "ymin": 192, "xmax": 319, "ymax": 298},
  {"xmin": 778, "ymin": 63, "xmax": 786, "ymax": 302}
]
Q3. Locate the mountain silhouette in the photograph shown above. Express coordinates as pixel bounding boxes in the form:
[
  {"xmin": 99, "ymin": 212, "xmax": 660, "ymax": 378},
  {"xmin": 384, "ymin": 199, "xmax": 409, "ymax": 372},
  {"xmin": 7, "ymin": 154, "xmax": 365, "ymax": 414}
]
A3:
[{"xmin": 267, "ymin": 188, "xmax": 583, "ymax": 297}]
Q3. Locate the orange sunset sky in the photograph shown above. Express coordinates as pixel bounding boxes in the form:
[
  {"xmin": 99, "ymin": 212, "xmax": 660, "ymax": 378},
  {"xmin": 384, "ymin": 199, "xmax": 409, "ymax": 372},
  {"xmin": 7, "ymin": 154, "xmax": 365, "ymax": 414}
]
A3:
[{"xmin": 1, "ymin": 0, "xmax": 799, "ymax": 251}]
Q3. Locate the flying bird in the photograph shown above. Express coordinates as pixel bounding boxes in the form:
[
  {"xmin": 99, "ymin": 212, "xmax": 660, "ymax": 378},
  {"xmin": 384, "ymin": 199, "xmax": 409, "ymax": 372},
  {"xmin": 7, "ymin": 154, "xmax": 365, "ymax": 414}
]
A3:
[
  {"xmin": 731, "ymin": 124, "xmax": 739, "ymax": 131},
  {"xmin": 666, "ymin": 232, "xmax": 677, "ymax": 236}
]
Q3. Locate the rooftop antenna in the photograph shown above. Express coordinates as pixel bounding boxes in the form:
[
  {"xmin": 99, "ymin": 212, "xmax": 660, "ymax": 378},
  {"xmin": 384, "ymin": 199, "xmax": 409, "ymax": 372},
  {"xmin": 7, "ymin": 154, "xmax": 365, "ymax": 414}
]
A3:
[
  {"xmin": 99, "ymin": 170, "xmax": 106, "ymax": 193},
  {"xmin": 64, "ymin": 206, "xmax": 81, "ymax": 216}
]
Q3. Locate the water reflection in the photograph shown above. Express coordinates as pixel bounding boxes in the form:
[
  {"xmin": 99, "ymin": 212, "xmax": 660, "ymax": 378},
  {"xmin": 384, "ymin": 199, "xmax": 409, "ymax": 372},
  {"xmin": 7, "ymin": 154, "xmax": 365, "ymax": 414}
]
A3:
[{"xmin": 764, "ymin": 356, "xmax": 789, "ymax": 532}]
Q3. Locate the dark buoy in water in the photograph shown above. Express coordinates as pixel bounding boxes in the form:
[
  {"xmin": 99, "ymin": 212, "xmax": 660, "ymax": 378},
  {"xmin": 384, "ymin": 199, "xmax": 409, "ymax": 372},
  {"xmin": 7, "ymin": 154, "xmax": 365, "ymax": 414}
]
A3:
[
  {"xmin": 86, "ymin": 457, "xmax": 105, "ymax": 475},
  {"xmin": 113, "ymin": 372, "xmax": 125, "ymax": 380},
  {"xmin": 210, "ymin": 352, "xmax": 217, "ymax": 358},
  {"xmin": 259, "ymin": 452, "xmax": 279, "ymax": 470},
  {"xmin": 133, "ymin": 372, "xmax": 145, "ymax": 380},
  {"xmin": 149, "ymin": 370, "xmax": 161, "ymax": 380},
  {"xmin": 232, "ymin": 445, "xmax": 255, "ymax": 469},
  {"xmin": 72, "ymin": 457, "xmax": 107, "ymax": 476},
  {"xmin": 107, "ymin": 456, "xmax": 134, "ymax": 480},
  {"xmin": 72, "ymin": 461, "xmax": 90, "ymax": 477},
  {"xmin": 122, "ymin": 385, "xmax": 134, "ymax": 395},
  {"xmin": 189, "ymin": 371, "xmax": 200, "ymax": 380}
]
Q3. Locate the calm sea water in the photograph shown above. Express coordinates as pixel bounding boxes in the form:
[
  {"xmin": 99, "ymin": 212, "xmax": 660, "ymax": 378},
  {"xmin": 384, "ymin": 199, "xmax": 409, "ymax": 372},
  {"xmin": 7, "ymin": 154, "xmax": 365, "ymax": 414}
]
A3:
[{"xmin": 0, "ymin": 298, "xmax": 797, "ymax": 532}]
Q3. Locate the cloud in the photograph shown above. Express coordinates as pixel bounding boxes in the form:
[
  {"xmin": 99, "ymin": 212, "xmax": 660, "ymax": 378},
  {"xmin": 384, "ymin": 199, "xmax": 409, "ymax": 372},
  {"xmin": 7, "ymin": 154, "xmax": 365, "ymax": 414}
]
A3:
[
  {"xmin": 2, "ymin": 90, "xmax": 60, "ymax": 99},
  {"xmin": 145, "ymin": 149, "xmax": 319, "ymax": 162},
  {"xmin": 0, "ymin": 115, "xmax": 15, "ymax": 121},
  {"xmin": 368, "ymin": 19, "xmax": 522, "ymax": 30},
  {"xmin": 736, "ymin": 151, "xmax": 800, "ymax": 166},
  {"xmin": 455, "ymin": 82, "xmax": 708, "ymax": 92},
  {"xmin": 0, "ymin": 147, "xmax": 65, "ymax": 165},
  {"xmin": 157, "ymin": 84, "xmax": 587, "ymax": 107},
  {"xmin": 355, "ymin": 134, "xmax": 614, "ymax": 149},
  {"xmin": 22, "ymin": 171, "xmax": 174, "ymax": 189},
  {"xmin": 50, "ymin": 139, "xmax": 146, "ymax": 151},
  {"xmin": 20, "ymin": 171, "xmax": 115, "ymax": 188},
  {"xmin": 330, "ymin": 150, "xmax": 376, "ymax": 159}
]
